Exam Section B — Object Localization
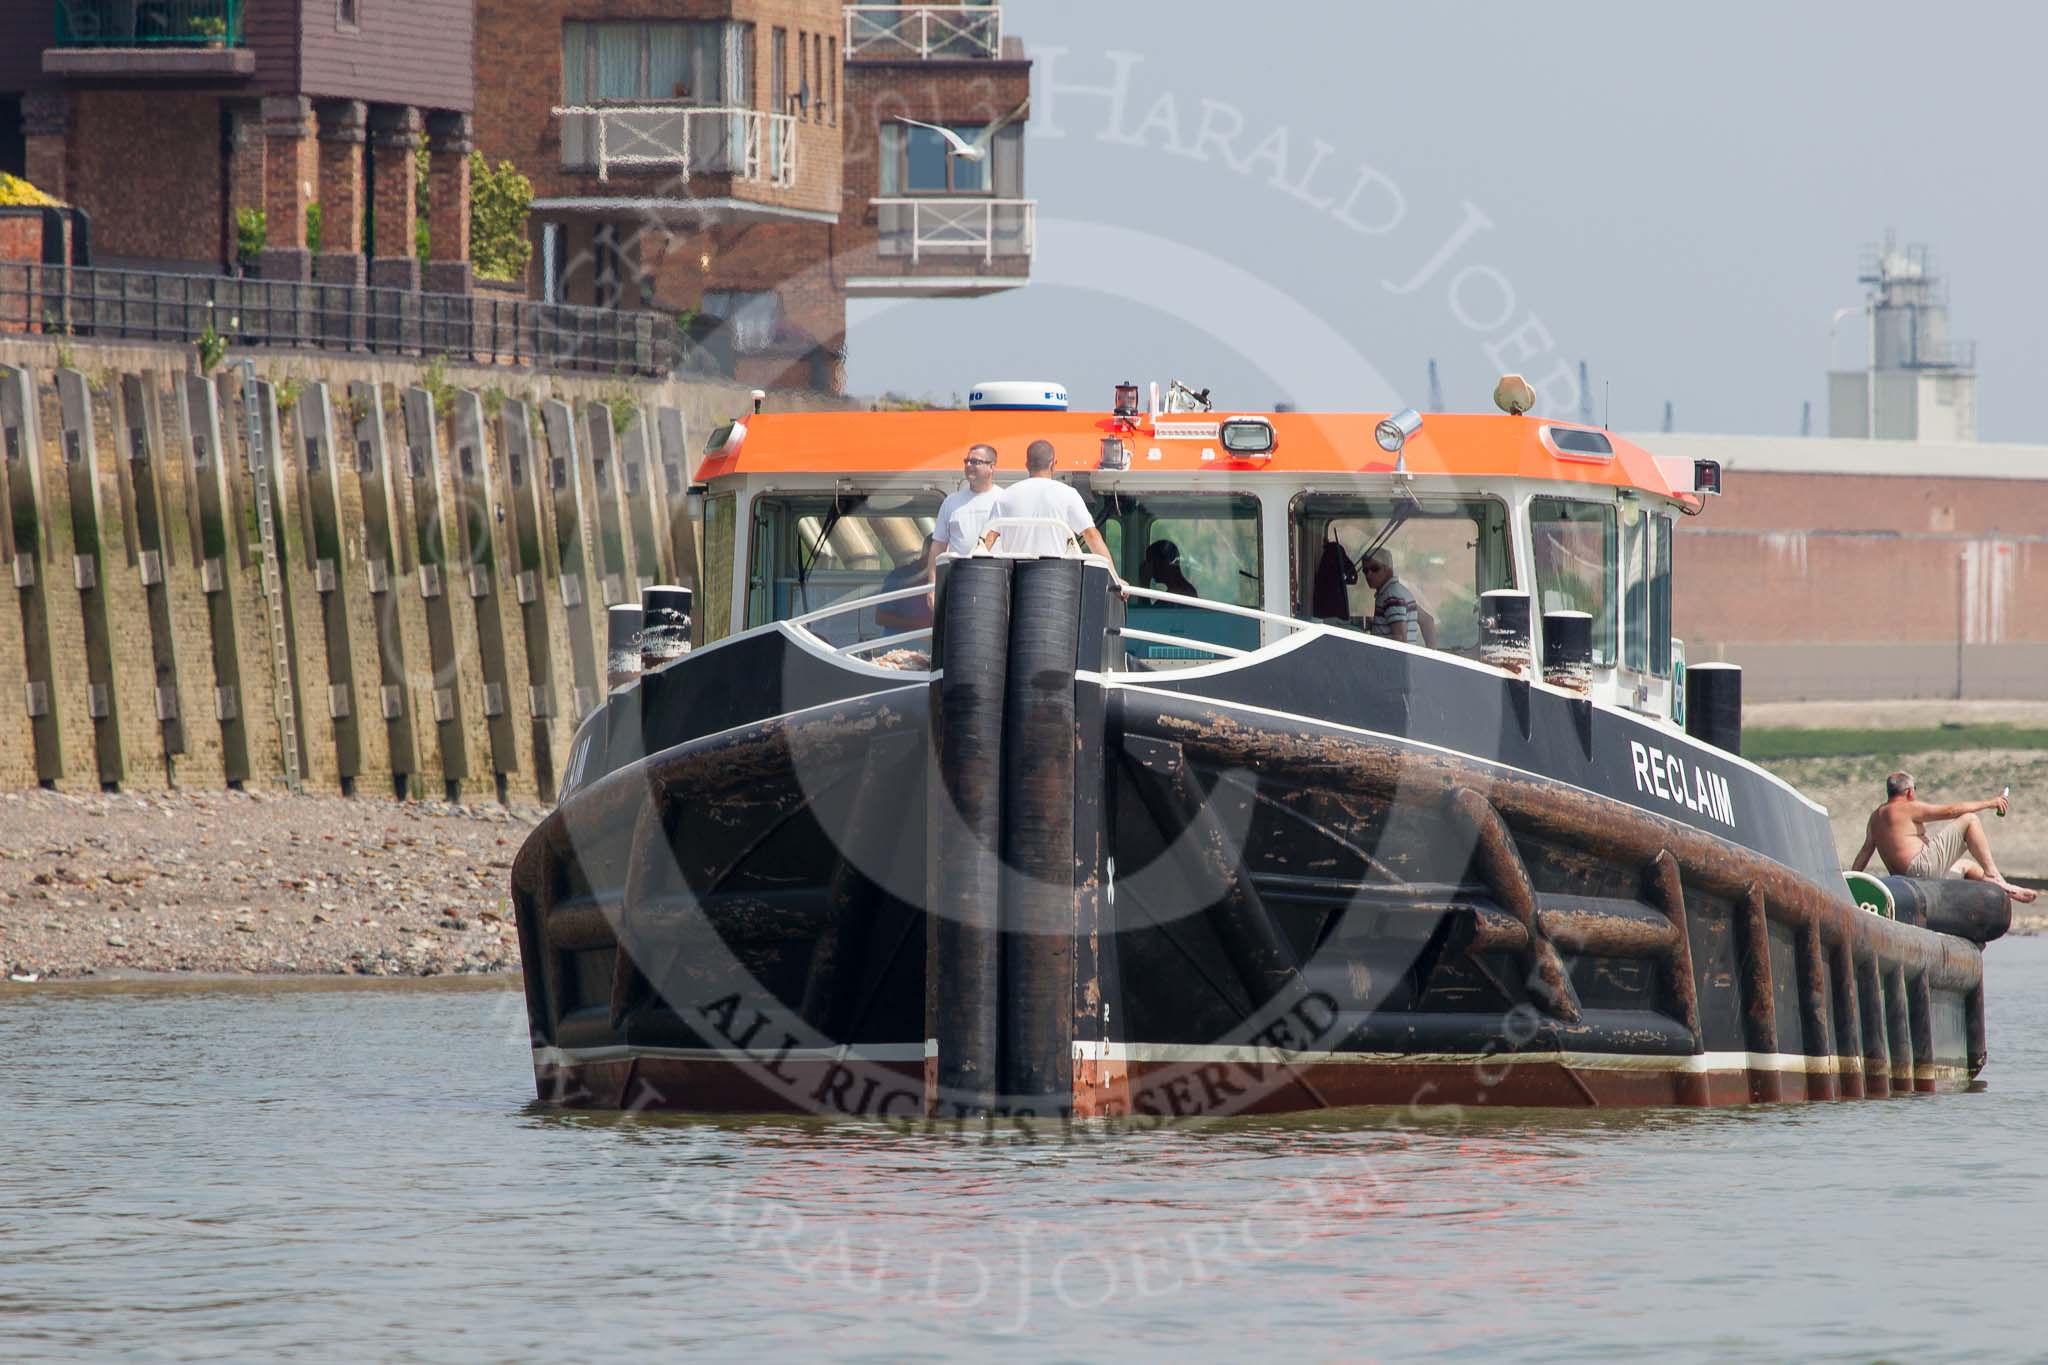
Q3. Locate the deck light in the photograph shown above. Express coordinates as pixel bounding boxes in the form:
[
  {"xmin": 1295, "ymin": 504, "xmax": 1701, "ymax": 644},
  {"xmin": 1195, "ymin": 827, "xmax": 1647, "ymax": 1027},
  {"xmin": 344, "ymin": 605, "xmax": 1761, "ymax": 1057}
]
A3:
[
  {"xmin": 1219, "ymin": 416, "xmax": 1277, "ymax": 458},
  {"xmin": 1694, "ymin": 459, "xmax": 1723, "ymax": 496},
  {"xmin": 1113, "ymin": 381, "xmax": 1141, "ymax": 418},
  {"xmin": 1375, "ymin": 408, "xmax": 1423, "ymax": 454},
  {"xmin": 1099, "ymin": 436, "xmax": 1131, "ymax": 470}
]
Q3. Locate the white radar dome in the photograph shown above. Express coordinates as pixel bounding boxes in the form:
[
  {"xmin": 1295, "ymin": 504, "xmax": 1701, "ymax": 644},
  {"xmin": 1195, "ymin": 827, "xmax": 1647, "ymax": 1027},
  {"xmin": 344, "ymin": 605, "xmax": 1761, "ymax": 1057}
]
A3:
[{"xmin": 967, "ymin": 381, "xmax": 1068, "ymax": 412}]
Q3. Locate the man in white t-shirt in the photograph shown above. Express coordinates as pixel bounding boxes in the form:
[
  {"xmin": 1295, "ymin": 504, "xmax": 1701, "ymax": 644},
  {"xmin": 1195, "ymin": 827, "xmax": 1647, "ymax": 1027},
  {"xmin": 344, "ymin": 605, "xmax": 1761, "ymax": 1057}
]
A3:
[
  {"xmin": 937, "ymin": 444, "xmax": 1003, "ymax": 557},
  {"xmin": 982, "ymin": 441, "xmax": 1120, "ymax": 576}
]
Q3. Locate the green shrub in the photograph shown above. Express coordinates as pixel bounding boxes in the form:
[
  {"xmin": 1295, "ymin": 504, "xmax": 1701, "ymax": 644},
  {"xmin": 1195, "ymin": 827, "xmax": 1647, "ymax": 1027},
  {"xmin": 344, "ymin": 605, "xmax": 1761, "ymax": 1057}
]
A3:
[
  {"xmin": 471, "ymin": 155, "xmax": 533, "ymax": 282},
  {"xmin": 235, "ymin": 207, "xmax": 265, "ymax": 266}
]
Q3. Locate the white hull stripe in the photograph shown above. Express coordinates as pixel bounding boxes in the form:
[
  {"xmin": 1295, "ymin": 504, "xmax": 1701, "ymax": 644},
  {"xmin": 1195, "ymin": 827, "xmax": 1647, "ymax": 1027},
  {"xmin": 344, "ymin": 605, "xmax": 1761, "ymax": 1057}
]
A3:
[
  {"xmin": 535, "ymin": 1043, "xmax": 926, "ymax": 1068},
  {"xmin": 1069, "ymin": 1040, "xmax": 1961, "ymax": 1078},
  {"xmin": 535, "ymin": 1041, "xmax": 1961, "ymax": 1082}
]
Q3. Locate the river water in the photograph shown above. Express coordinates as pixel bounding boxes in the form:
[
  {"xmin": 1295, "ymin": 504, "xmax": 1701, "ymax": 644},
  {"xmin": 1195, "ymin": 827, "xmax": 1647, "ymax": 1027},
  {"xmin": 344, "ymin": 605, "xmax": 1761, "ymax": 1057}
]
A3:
[{"xmin": 7, "ymin": 942, "xmax": 2047, "ymax": 1362}]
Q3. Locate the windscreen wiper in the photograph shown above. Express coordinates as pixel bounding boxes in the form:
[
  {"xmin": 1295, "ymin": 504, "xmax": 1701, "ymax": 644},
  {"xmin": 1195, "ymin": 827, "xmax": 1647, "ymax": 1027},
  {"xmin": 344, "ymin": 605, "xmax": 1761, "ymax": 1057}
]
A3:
[{"xmin": 796, "ymin": 494, "xmax": 864, "ymax": 612}]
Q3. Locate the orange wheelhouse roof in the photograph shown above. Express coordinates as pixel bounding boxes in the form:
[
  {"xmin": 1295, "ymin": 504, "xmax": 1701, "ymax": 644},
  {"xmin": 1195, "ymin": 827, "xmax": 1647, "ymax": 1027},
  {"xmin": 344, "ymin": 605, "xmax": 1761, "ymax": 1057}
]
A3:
[{"xmin": 698, "ymin": 409, "xmax": 1683, "ymax": 499}]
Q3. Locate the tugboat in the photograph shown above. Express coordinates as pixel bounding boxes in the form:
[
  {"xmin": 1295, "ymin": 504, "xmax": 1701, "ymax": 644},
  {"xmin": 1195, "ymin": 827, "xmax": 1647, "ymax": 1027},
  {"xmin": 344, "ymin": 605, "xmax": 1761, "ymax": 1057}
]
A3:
[{"xmin": 511, "ymin": 376, "xmax": 2007, "ymax": 1117}]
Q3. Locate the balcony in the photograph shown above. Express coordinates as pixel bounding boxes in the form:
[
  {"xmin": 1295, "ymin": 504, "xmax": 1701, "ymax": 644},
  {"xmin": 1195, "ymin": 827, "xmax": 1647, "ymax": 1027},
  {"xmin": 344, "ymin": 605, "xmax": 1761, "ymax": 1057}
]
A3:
[
  {"xmin": 552, "ymin": 104, "xmax": 798, "ymax": 189},
  {"xmin": 845, "ymin": 5, "xmax": 1002, "ymax": 61},
  {"xmin": 845, "ymin": 197, "xmax": 1034, "ymax": 298},
  {"xmin": 44, "ymin": 0, "xmax": 254, "ymax": 77}
]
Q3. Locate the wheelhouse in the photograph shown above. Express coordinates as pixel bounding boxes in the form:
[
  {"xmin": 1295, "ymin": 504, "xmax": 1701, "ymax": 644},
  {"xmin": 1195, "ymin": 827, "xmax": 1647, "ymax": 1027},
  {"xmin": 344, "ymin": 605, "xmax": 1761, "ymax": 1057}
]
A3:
[{"xmin": 688, "ymin": 404, "xmax": 1708, "ymax": 729}]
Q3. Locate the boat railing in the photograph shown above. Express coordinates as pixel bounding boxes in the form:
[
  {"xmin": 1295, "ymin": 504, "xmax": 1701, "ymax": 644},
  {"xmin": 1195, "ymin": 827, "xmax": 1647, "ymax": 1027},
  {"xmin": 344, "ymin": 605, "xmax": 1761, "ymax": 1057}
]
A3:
[
  {"xmin": 1112, "ymin": 583, "xmax": 1320, "ymax": 663},
  {"xmin": 781, "ymin": 582, "xmax": 935, "ymax": 661},
  {"xmin": 770, "ymin": 550, "xmax": 1406, "ymax": 670}
]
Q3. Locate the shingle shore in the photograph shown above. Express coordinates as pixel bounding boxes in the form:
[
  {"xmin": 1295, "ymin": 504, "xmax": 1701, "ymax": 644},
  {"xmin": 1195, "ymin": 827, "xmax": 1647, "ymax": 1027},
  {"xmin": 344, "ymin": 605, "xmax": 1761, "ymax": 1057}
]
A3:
[{"xmin": 0, "ymin": 789, "xmax": 544, "ymax": 979}]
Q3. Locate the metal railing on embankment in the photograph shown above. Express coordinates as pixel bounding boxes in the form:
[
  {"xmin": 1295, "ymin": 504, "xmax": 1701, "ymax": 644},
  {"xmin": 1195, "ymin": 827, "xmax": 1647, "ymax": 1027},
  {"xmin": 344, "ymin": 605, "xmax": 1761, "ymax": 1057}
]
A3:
[{"xmin": 0, "ymin": 263, "xmax": 680, "ymax": 377}]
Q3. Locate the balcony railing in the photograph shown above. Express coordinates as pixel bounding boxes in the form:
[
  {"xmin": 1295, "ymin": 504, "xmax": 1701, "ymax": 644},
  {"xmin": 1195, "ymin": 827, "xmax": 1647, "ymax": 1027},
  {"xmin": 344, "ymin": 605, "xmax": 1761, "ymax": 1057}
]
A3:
[
  {"xmin": 0, "ymin": 263, "xmax": 680, "ymax": 377},
  {"xmin": 552, "ymin": 105, "xmax": 798, "ymax": 188},
  {"xmin": 845, "ymin": 5, "xmax": 1001, "ymax": 60},
  {"xmin": 53, "ymin": 0, "xmax": 244, "ymax": 45},
  {"xmin": 874, "ymin": 198, "xmax": 1035, "ymax": 265}
]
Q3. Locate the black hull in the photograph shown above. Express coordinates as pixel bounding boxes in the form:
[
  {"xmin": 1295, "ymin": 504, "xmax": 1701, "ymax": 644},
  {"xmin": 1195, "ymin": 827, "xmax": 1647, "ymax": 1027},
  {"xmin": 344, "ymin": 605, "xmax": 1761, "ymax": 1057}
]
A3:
[{"xmin": 512, "ymin": 564, "xmax": 1998, "ymax": 1116}]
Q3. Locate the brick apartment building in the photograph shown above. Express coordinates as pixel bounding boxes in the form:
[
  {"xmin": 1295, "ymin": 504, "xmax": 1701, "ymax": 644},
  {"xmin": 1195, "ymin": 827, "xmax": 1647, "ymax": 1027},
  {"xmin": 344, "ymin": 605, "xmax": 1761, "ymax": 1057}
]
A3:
[
  {"xmin": 0, "ymin": 0, "xmax": 477, "ymax": 292},
  {"xmin": 473, "ymin": 0, "xmax": 1034, "ymax": 390}
]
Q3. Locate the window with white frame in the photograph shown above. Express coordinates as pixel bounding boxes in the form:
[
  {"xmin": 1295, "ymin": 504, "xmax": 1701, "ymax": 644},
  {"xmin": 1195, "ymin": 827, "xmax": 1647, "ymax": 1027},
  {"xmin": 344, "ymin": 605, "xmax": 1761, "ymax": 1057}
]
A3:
[{"xmin": 560, "ymin": 21, "xmax": 752, "ymax": 169}]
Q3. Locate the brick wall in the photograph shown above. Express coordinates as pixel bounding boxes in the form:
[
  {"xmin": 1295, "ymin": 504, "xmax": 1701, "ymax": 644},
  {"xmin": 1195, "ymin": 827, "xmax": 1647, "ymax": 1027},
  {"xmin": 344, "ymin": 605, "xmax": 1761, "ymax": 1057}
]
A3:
[
  {"xmin": 69, "ymin": 91, "xmax": 225, "ymax": 269},
  {"xmin": 1674, "ymin": 471, "xmax": 2048, "ymax": 700},
  {"xmin": 0, "ymin": 210, "xmax": 41, "ymax": 264}
]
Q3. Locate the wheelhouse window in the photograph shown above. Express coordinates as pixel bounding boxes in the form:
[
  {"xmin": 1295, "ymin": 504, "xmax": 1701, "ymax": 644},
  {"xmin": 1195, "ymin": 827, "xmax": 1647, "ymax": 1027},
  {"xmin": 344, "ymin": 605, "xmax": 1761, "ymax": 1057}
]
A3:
[
  {"xmin": 1651, "ymin": 513, "xmax": 1673, "ymax": 676},
  {"xmin": 1622, "ymin": 505, "xmax": 1648, "ymax": 674},
  {"xmin": 1091, "ymin": 491, "xmax": 1261, "ymax": 661},
  {"xmin": 702, "ymin": 491, "xmax": 736, "ymax": 641},
  {"xmin": 1529, "ymin": 497, "xmax": 1617, "ymax": 666},
  {"xmin": 1293, "ymin": 495, "xmax": 1514, "ymax": 651},
  {"xmin": 744, "ymin": 492, "xmax": 943, "ymax": 643}
]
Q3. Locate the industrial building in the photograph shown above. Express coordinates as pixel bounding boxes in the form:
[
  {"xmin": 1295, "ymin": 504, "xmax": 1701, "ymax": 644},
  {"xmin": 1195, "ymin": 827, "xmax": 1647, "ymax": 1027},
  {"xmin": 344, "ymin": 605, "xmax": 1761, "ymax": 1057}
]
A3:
[{"xmin": 1828, "ymin": 236, "xmax": 1978, "ymax": 442}]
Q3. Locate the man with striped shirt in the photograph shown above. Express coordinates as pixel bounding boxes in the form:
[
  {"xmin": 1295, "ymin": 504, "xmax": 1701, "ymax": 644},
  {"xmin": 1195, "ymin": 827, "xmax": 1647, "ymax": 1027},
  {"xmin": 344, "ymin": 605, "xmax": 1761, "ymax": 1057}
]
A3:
[{"xmin": 1361, "ymin": 548, "xmax": 1421, "ymax": 644}]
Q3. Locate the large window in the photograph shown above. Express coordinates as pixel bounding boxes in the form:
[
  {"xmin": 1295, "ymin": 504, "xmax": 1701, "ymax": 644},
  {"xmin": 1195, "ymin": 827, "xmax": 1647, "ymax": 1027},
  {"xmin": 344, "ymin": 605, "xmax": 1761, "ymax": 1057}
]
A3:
[
  {"xmin": 744, "ymin": 492, "xmax": 942, "ymax": 642},
  {"xmin": 1530, "ymin": 498, "xmax": 1617, "ymax": 666},
  {"xmin": 1294, "ymin": 495, "xmax": 1514, "ymax": 651},
  {"xmin": 560, "ymin": 21, "xmax": 751, "ymax": 170},
  {"xmin": 876, "ymin": 119, "xmax": 1028, "ymax": 258}
]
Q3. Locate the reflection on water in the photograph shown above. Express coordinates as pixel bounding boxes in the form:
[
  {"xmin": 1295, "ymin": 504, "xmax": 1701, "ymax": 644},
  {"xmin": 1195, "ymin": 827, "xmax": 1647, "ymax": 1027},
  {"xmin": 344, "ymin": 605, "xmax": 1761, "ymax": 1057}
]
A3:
[{"xmin": 6, "ymin": 944, "xmax": 2048, "ymax": 1360}]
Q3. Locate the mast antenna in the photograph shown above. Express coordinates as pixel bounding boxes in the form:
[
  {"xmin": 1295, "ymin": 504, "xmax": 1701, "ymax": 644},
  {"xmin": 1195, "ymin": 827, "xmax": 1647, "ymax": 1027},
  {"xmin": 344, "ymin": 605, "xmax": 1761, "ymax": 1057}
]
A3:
[
  {"xmin": 1426, "ymin": 358, "xmax": 1443, "ymax": 411},
  {"xmin": 1577, "ymin": 361, "xmax": 1594, "ymax": 425}
]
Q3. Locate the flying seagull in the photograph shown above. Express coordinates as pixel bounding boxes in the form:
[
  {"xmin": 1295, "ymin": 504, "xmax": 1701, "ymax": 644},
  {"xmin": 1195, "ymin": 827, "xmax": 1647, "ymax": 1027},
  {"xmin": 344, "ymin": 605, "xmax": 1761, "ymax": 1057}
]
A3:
[{"xmin": 893, "ymin": 116, "xmax": 985, "ymax": 161}]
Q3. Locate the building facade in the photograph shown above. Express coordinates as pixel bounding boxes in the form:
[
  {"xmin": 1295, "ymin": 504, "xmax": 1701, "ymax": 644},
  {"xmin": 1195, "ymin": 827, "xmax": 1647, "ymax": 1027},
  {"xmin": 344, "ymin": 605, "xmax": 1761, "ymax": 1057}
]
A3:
[
  {"xmin": 0, "ymin": 0, "xmax": 476, "ymax": 291},
  {"xmin": 1648, "ymin": 432, "xmax": 2048, "ymax": 701},
  {"xmin": 473, "ymin": 1, "xmax": 1033, "ymax": 391}
]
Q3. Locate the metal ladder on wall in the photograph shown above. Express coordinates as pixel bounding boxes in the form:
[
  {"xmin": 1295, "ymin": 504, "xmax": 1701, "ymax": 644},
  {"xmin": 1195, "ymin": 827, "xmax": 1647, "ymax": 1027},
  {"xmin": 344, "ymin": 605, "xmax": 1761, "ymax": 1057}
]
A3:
[{"xmin": 238, "ymin": 360, "xmax": 302, "ymax": 793}]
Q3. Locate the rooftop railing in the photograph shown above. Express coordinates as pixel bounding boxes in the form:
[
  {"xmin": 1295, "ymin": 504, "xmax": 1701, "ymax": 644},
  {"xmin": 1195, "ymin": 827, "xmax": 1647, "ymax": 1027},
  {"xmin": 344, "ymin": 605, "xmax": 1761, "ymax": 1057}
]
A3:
[
  {"xmin": 0, "ymin": 263, "xmax": 680, "ymax": 377},
  {"xmin": 552, "ymin": 105, "xmax": 798, "ymax": 188},
  {"xmin": 53, "ymin": 0, "xmax": 244, "ymax": 45},
  {"xmin": 845, "ymin": 5, "xmax": 1002, "ymax": 60}
]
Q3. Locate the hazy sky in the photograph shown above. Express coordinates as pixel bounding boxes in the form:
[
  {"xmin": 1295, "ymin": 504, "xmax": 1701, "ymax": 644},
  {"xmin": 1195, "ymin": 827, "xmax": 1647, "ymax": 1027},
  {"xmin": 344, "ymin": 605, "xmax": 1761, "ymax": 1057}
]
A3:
[{"xmin": 845, "ymin": 1, "xmax": 2048, "ymax": 444}]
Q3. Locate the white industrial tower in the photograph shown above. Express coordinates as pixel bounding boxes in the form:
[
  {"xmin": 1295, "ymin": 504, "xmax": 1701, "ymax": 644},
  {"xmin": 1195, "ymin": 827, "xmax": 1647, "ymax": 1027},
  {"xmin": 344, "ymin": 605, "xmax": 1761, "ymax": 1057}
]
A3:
[{"xmin": 1828, "ymin": 234, "xmax": 1978, "ymax": 441}]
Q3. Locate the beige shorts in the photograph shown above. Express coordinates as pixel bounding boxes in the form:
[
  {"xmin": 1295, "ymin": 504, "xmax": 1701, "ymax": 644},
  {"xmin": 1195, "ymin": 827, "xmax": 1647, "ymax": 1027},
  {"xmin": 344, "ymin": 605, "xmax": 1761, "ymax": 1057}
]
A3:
[{"xmin": 1905, "ymin": 821, "xmax": 1969, "ymax": 879}]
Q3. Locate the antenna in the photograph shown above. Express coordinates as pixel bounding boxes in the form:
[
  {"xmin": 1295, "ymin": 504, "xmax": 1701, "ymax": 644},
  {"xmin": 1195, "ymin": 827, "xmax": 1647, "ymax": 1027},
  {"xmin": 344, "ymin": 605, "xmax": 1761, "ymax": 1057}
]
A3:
[
  {"xmin": 1801, "ymin": 400, "xmax": 1812, "ymax": 437},
  {"xmin": 1426, "ymin": 358, "xmax": 1443, "ymax": 411},
  {"xmin": 1603, "ymin": 381, "xmax": 1610, "ymax": 430},
  {"xmin": 1661, "ymin": 400, "xmax": 1674, "ymax": 434},
  {"xmin": 1577, "ymin": 361, "xmax": 1593, "ymax": 425}
]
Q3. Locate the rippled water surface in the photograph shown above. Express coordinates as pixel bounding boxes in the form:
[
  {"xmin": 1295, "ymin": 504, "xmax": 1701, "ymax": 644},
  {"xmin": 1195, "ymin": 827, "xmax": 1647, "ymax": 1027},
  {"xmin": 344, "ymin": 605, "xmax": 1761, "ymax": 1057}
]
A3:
[{"xmin": 7, "ymin": 942, "xmax": 2048, "ymax": 1361}]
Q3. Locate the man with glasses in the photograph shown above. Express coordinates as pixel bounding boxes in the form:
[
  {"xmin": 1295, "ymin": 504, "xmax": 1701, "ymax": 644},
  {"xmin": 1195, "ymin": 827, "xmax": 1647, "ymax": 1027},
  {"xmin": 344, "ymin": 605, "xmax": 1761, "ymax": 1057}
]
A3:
[
  {"xmin": 938, "ymin": 443, "xmax": 1003, "ymax": 557},
  {"xmin": 1361, "ymin": 547, "xmax": 1423, "ymax": 644}
]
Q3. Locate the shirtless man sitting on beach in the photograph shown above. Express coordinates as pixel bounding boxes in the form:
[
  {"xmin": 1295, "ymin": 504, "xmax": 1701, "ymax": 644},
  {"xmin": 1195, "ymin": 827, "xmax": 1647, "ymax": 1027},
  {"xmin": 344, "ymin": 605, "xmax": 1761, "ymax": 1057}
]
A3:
[{"xmin": 1852, "ymin": 771, "xmax": 2038, "ymax": 903}]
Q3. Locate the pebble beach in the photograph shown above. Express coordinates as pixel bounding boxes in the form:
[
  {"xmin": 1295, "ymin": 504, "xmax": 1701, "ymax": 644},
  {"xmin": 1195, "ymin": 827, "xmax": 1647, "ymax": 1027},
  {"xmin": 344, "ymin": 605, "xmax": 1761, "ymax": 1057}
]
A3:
[{"xmin": 0, "ymin": 789, "xmax": 540, "ymax": 981}]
